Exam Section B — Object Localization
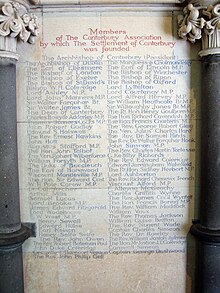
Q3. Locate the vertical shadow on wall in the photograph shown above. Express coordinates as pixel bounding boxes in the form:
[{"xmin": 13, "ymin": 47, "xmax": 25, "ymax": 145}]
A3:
[
  {"xmin": 186, "ymin": 231, "xmax": 199, "ymax": 293},
  {"xmin": 185, "ymin": 47, "xmax": 202, "ymax": 293},
  {"xmin": 172, "ymin": 10, "xmax": 202, "ymax": 293}
]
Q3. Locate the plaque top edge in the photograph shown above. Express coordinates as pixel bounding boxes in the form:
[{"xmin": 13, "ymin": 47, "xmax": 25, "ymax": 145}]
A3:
[{"xmin": 27, "ymin": 0, "xmax": 183, "ymax": 7}]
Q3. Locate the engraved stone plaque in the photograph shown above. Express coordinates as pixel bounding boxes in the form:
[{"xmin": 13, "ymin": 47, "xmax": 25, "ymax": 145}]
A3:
[{"xmin": 18, "ymin": 6, "xmax": 200, "ymax": 292}]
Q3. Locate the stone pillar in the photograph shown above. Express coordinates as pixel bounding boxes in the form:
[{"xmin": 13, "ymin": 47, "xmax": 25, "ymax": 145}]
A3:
[
  {"xmin": 178, "ymin": 2, "xmax": 220, "ymax": 292},
  {"xmin": 0, "ymin": 2, "xmax": 38, "ymax": 292}
]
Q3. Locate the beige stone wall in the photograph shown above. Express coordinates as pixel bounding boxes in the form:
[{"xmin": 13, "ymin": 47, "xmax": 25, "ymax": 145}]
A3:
[{"xmin": 24, "ymin": 252, "xmax": 191, "ymax": 293}]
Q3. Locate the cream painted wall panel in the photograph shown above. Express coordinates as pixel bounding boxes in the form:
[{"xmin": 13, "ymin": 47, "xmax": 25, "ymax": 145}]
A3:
[{"xmin": 24, "ymin": 253, "xmax": 191, "ymax": 293}]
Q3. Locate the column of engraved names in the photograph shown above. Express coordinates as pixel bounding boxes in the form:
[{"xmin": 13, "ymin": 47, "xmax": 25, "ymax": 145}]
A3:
[
  {"xmin": 25, "ymin": 55, "xmax": 109, "ymax": 252},
  {"xmin": 148, "ymin": 58, "xmax": 195, "ymax": 251},
  {"xmin": 107, "ymin": 55, "xmax": 195, "ymax": 253},
  {"xmin": 107, "ymin": 58, "xmax": 135, "ymax": 252},
  {"xmin": 107, "ymin": 56, "xmax": 155, "ymax": 252}
]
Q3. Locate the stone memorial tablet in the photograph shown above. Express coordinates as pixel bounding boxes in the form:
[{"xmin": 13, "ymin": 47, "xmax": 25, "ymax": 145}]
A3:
[{"xmin": 17, "ymin": 5, "xmax": 200, "ymax": 292}]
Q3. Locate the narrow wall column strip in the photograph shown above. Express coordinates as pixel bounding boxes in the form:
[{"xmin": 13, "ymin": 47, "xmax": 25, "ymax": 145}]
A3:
[
  {"xmin": 178, "ymin": 2, "xmax": 220, "ymax": 292},
  {"xmin": 0, "ymin": 2, "xmax": 39, "ymax": 292}
]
